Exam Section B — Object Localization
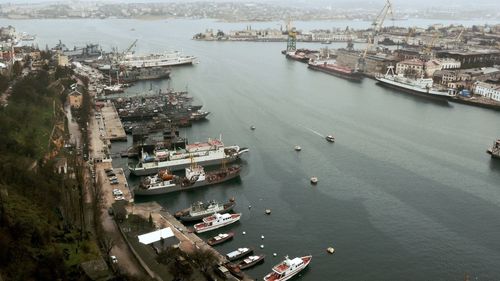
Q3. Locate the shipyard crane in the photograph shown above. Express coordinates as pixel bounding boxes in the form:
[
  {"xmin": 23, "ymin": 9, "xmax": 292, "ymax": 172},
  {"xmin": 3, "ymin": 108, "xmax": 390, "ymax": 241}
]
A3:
[
  {"xmin": 285, "ymin": 18, "xmax": 297, "ymax": 53},
  {"xmin": 357, "ymin": 0, "xmax": 393, "ymax": 72},
  {"xmin": 123, "ymin": 39, "xmax": 138, "ymax": 56},
  {"xmin": 421, "ymin": 32, "xmax": 439, "ymax": 60}
]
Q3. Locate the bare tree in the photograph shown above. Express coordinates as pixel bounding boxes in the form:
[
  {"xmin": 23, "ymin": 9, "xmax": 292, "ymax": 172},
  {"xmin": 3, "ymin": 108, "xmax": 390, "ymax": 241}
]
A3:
[{"xmin": 189, "ymin": 248, "xmax": 218, "ymax": 274}]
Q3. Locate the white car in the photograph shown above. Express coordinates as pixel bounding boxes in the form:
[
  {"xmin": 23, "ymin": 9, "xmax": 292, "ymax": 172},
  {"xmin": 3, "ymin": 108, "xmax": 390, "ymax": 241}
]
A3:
[{"xmin": 110, "ymin": 255, "xmax": 118, "ymax": 263}]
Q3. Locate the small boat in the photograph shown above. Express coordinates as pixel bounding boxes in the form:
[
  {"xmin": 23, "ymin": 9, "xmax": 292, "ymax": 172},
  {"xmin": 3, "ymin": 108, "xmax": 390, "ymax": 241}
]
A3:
[
  {"xmin": 207, "ymin": 232, "xmax": 234, "ymax": 246},
  {"xmin": 226, "ymin": 247, "xmax": 253, "ymax": 261},
  {"xmin": 310, "ymin": 177, "xmax": 318, "ymax": 184},
  {"xmin": 194, "ymin": 213, "xmax": 241, "ymax": 233},
  {"xmin": 326, "ymin": 135, "xmax": 335, "ymax": 142},
  {"xmin": 225, "ymin": 263, "xmax": 244, "ymax": 279},
  {"xmin": 265, "ymin": 209, "xmax": 272, "ymax": 215},
  {"xmin": 263, "ymin": 255, "xmax": 312, "ymax": 281},
  {"xmin": 174, "ymin": 198, "xmax": 236, "ymax": 222},
  {"xmin": 250, "ymin": 125, "xmax": 256, "ymax": 130},
  {"xmin": 294, "ymin": 145, "xmax": 301, "ymax": 151},
  {"xmin": 327, "ymin": 247, "xmax": 335, "ymax": 254},
  {"xmin": 487, "ymin": 139, "xmax": 500, "ymax": 158},
  {"xmin": 238, "ymin": 254, "xmax": 265, "ymax": 270}
]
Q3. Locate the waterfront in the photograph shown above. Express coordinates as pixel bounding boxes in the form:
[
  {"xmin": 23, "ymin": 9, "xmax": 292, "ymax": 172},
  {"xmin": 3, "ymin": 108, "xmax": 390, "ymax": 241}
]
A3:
[{"xmin": 5, "ymin": 18, "xmax": 500, "ymax": 280}]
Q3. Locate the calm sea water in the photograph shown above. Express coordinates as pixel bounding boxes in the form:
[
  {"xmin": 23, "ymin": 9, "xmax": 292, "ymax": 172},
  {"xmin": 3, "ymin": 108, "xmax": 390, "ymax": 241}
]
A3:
[{"xmin": 3, "ymin": 18, "xmax": 500, "ymax": 280}]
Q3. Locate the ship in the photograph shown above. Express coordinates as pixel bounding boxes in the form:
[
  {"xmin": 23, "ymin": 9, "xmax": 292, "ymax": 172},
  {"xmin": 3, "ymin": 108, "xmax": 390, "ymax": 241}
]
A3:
[
  {"xmin": 263, "ymin": 255, "xmax": 312, "ymax": 281},
  {"xmin": 109, "ymin": 66, "xmax": 171, "ymax": 83},
  {"xmin": 207, "ymin": 232, "xmax": 234, "ymax": 246},
  {"xmin": 283, "ymin": 49, "xmax": 319, "ymax": 63},
  {"xmin": 134, "ymin": 164, "xmax": 241, "ymax": 196},
  {"xmin": 194, "ymin": 213, "xmax": 241, "ymax": 233},
  {"xmin": 487, "ymin": 139, "xmax": 500, "ymax": 158},
  {"xmin": 375, "ymin": 66, "xmax": 455, "ymax": 101},
  {"xmin": 174, "ymin": 199, "xmax": 236, "ymax": 222},
  {"xmin": 226, "ymin": 248, "xmax": 253, "ymax": 261},
  {"xmin": 238, "ymin": 255, "xmax": 265, "ymax": 269},
  {"xmin": 308, "ymin": 59, "xmax": 363, "ymax": 82},
  {"xmin": 119, "ymin": 51, "xmax": 196, "ymax": 68},
  {"xmin": 128, "ymin": 138, "xmax": 248, "ymax": 176}
]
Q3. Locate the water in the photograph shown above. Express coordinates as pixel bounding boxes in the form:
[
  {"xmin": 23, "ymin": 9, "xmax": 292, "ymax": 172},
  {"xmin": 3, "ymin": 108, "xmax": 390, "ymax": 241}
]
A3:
[{"xmin": 4, "ymin": 18, "xmax": 500, "ymax": 280}]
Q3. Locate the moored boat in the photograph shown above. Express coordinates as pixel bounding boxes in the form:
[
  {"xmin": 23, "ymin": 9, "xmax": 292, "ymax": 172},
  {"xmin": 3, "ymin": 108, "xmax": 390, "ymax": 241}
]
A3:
[
  {"xmin": 128, "ymin": 137, "xmax": 249, "ymax": 176},
  {"xmin": 207, "ymin": 232, "xmax": 234, "ymax": 246},
  {"xmin": 238, "ymin": 254, "xmax": 265, "ymax": 269},
  {"xmin": 308, "ymin": 59, "xmax": 363, "ymax": 82},
  {"xmin": 119, "ymin": 50, "xmax": 196, "ymax": 68},
  {"xmin": 194, "ymin": 213, "xmax": 241, "ymax": 233},
  {"xmin": 174, "ymin": 198, "xmax": 236, "ymax": 221},
  {"xmin": 263, "ymin": 255, "xmax": 312, "ymax": 281},
  {"xmin": 133, "ymin": 164, "xmax": 241, "ymax": 196},
  {"xmin": 226, "ymin": 247, "xmax": 253, "ymax": 261},
  {"xmin": 375, "ymin": 66, "xmax": 455, "ymax": 102}
]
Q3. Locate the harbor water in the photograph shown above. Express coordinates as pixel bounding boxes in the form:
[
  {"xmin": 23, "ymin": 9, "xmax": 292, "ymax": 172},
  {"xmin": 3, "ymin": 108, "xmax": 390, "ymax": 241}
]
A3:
[{"xmin": 5, "ymin": 18, "xmax": 500, "ymax": 280}]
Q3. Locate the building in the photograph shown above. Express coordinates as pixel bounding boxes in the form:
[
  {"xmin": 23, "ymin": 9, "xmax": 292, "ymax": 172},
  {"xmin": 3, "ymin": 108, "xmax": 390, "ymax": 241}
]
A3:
[
  {"xmin": 57, "ymin": 53, "xmax": 69, "ymax": 67},
  {"xmin": 473, "ymin": 81, "xmax": 500, "ymax": 101},
  {"xmin": 68, "ymin": 89, "xmax": 83, "ymax": 108},
  {"xmin": 137, "ymin": 227, "xmax": 180, "ymax": 253},
  {"xmin": 436, "ymin": 58, "xmax": 461, "ymax": 69},
  {"xmin": 437, "ymin": 49, "xmax": 500, "ymax": 68},
  {"xmin": 396, "ymin": 58, "xmax": 424, "ymax": 76}
]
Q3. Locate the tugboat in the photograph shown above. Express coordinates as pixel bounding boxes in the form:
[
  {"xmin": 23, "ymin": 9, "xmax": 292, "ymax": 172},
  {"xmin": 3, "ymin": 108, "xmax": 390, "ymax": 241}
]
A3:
[
  {"xmin": 487, "ymin": 139, "xmax": 500, "ymax": 158},
  {"xmin": 174, "ymin": 198, "xmax": 236, "ymax": 222},
  {"xmin": 134, "ymin": 163, "xmax": 241, "ymax": 196},
  {"xmin": 263, "ymin": 255, "xmax": 312, "ymax": 281},
  {"xmin": 226, "ymin": 247, "xmax": 253, "ymax": 261},
  {"xmin": 194, "ymin": 213, "xmax": 241, "ymax": 233},
  {"xmin": 238, "ymin": 254, "xmax": 265, "ymax": 269},
  {"xmin": 326, "ymin": 135, "xmax": 335, "ymax": 142},
  {"xmin": 207, "ymin": 232, "xmax": 234, "ymax": 246}
]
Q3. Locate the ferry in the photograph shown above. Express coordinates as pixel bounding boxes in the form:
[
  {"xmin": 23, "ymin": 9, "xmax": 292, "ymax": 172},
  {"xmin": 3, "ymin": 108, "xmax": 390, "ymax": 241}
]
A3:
[
  {"xmin": 119, "ymin": 51, "xmax": 196, "ymax": 68},
  {"xmin": 175, "ymin": 199, "xmax": 236, "ymax": 222},
  {"xmin": 133, "ymin": 164, "xmax": 241, "ymax": 196},
  {"xmin": 128, "ymin": 137, "xmax": 248, "ymax": 176},
  {"xmin": 263, "ymin": 255, "xmax": 312, "ymax": 281},
  {"xmin": 194, "ymin": 213, "xmax": 241, "ymax": 233},
  {"xmin": 376, "ymin": 66, "xmax": 455, "ymax": 101}
]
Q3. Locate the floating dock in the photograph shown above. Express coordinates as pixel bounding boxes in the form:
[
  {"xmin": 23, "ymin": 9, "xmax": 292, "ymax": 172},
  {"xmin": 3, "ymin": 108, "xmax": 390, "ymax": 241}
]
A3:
[{"xmin": 99, "ymin": 103, "xmax": 127, "ymax": 141}]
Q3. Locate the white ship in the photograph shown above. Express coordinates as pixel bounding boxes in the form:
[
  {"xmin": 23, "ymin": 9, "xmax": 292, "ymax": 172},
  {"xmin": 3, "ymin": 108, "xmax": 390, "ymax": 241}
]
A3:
[
  {"xmin": 193, "ymin": 213, "xmax": 241, "ymax": 233},
  {"xmin": 263, "ymin": 255, "xmax": 312, "ymax": 281},
  {"xmin": 119, "ymin": 51, "xmax": 196, "ymax": 68},
  {"xmin": 376, "ymin": 66, "xmax": 455, "ymax": 101},
  {"xmin": 128, "ymin": 138, "xmax": 248, "ymax": 176}
]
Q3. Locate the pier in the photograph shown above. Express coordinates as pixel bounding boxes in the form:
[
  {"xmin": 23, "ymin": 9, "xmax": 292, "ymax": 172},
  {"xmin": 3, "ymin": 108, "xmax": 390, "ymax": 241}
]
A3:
[{"xmin": 99, "ymin": 102, "xmax": 127, "ymax": 142}]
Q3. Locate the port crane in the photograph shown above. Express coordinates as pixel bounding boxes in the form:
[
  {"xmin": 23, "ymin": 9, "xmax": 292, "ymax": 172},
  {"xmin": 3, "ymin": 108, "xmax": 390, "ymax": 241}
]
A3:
[
  {"xmin": 285, "ymin": 17, "xmax": 297, "ymax": 53},
  {"xmin": 357, "ymin": 0, "xmax": 393, "ymax": 72}
]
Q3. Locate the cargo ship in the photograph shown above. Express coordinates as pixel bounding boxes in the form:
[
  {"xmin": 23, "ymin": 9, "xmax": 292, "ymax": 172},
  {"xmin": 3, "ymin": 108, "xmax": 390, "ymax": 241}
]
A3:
[
  {"xmin": 133, "ymin": 164, "xmax": 241, "ymax": 196},
  {"xmin": 308, "ymin": 59, "xmax": 363, "ymax": 82},
  {"xmin": 128, "ymin": 138, "xmax": 248, "ymax": 176},
  {"xmin": 487, "ymin": 139, "xmax": 500, "ymax": 158},
  {"xmin": 375, "ymin": 66, "xmax": 455, "ymax": 101}
]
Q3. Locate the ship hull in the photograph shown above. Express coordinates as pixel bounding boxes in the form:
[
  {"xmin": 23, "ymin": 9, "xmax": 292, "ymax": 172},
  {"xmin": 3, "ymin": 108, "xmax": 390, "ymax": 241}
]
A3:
[
  {"xmin": 285, "ymin": 54, "xmax": 309, "ymax": 63},
  {"xmin": 129, "ymin": 155, "xmax": 240, "ymax": 176},
  {"xmin": 376, "ymin": 77, "xmax": 451, "ymax": 102},
  {"xmin": 308, "ymin": 64, "xmax": 362, "ymax": 82},
  {"xmin": 178, "ymin": 202, "xmax": 236, "ymax": 222},
  {"xmin": 133, "ymin": 169, "xmax": 240, "ymax": 196}
]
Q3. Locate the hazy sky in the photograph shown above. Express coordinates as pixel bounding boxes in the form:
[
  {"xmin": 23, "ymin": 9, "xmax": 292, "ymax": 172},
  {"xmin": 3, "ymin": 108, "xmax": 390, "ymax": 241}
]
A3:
[{"xmin": 0, "ymin": 0, "xmax": 498, "ymax": 8}]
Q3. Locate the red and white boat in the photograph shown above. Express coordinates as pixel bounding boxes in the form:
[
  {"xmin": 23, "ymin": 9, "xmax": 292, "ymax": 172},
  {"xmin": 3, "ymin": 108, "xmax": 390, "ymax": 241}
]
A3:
[
  {"xmin": 193, "ymin": 213, "xmax": 241, "ymax": 233},
  {"xmin": 263, "ymin": 255, "xmax": 312, "ymax": 281}
]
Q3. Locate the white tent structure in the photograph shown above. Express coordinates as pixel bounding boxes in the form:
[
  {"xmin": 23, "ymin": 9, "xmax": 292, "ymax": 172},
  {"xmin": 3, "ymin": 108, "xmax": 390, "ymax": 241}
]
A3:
[{"xmin": 138, "ymin": 227, "xmax": 175, "ymax": 245}]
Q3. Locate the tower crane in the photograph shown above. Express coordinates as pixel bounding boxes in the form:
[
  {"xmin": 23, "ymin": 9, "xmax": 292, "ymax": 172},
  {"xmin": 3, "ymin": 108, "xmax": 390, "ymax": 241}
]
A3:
[{"xmin": 357, "ymin": 0, "xmax": 393, "ymax": 72}]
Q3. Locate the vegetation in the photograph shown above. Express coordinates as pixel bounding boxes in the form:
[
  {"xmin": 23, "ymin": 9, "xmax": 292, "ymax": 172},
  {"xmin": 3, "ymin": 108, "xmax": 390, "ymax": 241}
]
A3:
[{"xmin": 0, "ymin": 67, "xmax": 99, "ymax": 280}]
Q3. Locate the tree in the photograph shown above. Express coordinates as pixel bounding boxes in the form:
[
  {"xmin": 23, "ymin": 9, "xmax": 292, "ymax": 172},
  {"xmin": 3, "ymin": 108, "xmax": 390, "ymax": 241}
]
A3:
[
  {"xmin": 156, "ymin": 246, "xmax": 182, "ymax": 265},
  {"xmin": 169, "ymin": 259, "xmax": 193, "ymax": 281},
  {"xmin": 189, "ymin": 247, "xmax": 218, "ymax": 274},
  {"xmin": 11, "ymin": 61, "xmax": 23, "ymax": 78},
  {"xmin": 102, "ymin": 236, "xmax": 115, "ymax": 256}
]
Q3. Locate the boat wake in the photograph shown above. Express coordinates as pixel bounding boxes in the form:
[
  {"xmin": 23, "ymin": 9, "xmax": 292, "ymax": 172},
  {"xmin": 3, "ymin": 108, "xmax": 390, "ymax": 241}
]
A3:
[{"xmin": 298, "ymin": 124, "xmax": 325, "ymax": 138}]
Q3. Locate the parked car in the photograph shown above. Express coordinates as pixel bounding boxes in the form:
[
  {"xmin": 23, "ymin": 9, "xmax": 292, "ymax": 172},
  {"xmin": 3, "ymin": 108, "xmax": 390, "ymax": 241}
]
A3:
[
  {"xmin": 110, "ymin": 255, "xmax": 118, "ymax": 264},
  {"xmin": 110, "ymin": 180, "xmax": 119, "ymax": 185}
]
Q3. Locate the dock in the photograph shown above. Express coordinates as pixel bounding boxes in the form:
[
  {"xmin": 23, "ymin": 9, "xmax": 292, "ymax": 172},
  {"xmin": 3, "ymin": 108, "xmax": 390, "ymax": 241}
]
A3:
[{"xmin": 99, "ymin": 102, "xmax": 127, "ymax": 141}]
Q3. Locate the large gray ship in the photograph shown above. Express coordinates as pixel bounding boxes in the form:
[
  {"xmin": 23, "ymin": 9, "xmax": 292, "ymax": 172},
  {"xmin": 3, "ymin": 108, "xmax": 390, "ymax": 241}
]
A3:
[{"xmin": 108, "ymin": 66, "xmax": 171, "ymax": 83}]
